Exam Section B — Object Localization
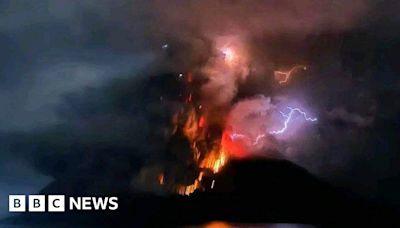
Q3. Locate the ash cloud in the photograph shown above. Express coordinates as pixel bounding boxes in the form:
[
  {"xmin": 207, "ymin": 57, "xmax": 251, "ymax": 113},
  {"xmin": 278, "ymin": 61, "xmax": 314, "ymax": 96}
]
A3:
[
  {"xmin": 153, "ymin": 0, "xmax": 369, "ymax": 39},
  {"xmin": 327, "ymin": 107, "xmax": 374, "ymax": 128}
]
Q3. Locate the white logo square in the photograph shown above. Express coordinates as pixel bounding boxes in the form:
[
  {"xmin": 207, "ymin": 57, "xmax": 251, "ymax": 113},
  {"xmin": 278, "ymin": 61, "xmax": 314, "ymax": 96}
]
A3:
[
  {"xmin": 9, "ymin": 195, "xmax": 26, "ymax": 212},
  {"xmin": 28, "ymin": 195, "xmax": 45, "ymax": 212},
  {"xmin": 48, "ymin": 195, "xmax": 65, "ymax": 212}
]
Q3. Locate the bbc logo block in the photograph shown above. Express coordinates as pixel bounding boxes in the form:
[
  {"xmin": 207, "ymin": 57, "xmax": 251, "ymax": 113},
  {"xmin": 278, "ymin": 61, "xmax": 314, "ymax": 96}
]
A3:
[
  {"xmin": 9, "ymin": 195, "xmax": 65, "ymax": 212},
  {"xmin": 9, "ymin": 195, "xmax": 25, "ymax": 212},
  {"xmin": 28, "ymin": 195, "xmax": 45, "ymax": 212},
  {"xmin": 48, "ymin": 195, "xmax": 65, "ymax": 212},
  {"xmin": 9, "ymin": 195, "xmax": 118, "ymax": 212}
]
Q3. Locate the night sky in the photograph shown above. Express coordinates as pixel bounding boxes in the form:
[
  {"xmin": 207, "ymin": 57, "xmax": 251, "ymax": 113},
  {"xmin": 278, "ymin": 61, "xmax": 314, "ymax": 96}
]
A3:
[{"xmin": 0, "ymin": 0, "xmax": 400, "ymax": 222}]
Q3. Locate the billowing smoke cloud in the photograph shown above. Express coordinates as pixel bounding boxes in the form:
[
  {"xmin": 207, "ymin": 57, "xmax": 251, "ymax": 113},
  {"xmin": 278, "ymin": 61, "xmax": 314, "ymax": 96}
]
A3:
[
  {"xmin": 224, "ymin": 95, "xmax": 278, "ymax": 157},
  {"xmin": 222, "ymin": 94, "xmax": 319, "ymax": 161},
  {"xmin": 200, "ymin": 35, "xmax": 250, "ymax": 108}
]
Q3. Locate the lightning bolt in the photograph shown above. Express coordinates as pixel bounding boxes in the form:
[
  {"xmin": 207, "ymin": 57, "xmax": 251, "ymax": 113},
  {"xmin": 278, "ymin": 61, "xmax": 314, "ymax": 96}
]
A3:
[
  {"xmin": 274, "ymin": 65, "xmax": 307, "ymax": 84},
  {"xmin": 229, "ymin": 106, "xmax": 317, "ymax": 145},
  {"xmin": 229, "ymin": 132, "xmax": 247, "ymax": 141},
  {"xmin": 229, "ymin": 132, "xmax": 265, "ymax": 146},
  {"xmin": 253, "ymin": 134, "xmax": 266, "ymax": 145},
  {"xmin": 269, "ymin": 107, "xmax": 317, "ymax": 135}
]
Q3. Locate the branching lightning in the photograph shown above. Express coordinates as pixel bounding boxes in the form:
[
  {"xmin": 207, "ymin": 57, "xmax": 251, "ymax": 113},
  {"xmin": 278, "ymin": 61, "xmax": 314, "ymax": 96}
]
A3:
[
  {"xmin": 229, "ymin": 106, "xmax": 317, "ymax": 145},
  {"xmin": 229, "ymin": 132, "xmax": 263, "ymax": 146},
  {"xmin": 269, "ymin": 107, "xmax": 317, "ymax": 135},
  {"xmin": 274, "ymin": 65, "xmax": 307, "ymax": 84}
]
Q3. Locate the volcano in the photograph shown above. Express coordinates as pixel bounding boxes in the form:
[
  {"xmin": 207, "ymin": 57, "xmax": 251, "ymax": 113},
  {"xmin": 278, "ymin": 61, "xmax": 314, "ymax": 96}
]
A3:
[{"xmin": 3, "ymin": 158, "xmax": 398, "ymax": 227}]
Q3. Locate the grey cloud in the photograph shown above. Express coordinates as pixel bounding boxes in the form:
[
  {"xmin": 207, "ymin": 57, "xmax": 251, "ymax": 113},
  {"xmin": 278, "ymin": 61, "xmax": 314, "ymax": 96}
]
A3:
[{"xmin": 327, "ymin": 107, "xmax": 374, "ymax": 128}]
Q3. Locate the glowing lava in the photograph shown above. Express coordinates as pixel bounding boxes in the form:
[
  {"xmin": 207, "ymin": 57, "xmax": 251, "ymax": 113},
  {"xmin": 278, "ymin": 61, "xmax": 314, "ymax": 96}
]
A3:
[
  {"xmin": 221, "ymin": 126, "xmax": 248, "ymax": 158},
  {"xmin": 172, "ymin": 84, "xmax": 230, "ymax": 195}
]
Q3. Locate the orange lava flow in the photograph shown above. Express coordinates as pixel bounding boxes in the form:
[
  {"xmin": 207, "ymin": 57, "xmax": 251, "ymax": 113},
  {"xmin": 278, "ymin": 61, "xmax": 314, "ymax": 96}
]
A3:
[
  {"xmin": 169, "ymin": 73, "xmax": 233, "ymax": 195},
  {"xmin": 177, "ymin": 108, "xmax": 229, "ymax": 195},
  {"xmin": 158, "ymin": 174, "xmax": 164, "ymax": 185},
  {"xmin": 200, "ymin": 148, "xmax": 228, "ymax": 174}
]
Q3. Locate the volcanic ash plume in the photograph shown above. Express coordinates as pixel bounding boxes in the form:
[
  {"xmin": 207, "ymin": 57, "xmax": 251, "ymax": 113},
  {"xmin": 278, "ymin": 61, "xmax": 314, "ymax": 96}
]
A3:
[
  {"xmin": 154, "ymin": 0, "xmax": 369, "ymax": 38},
  {"xmin": 223, "ymin": 96, "xmax": 279, "ymax": 158},
  {"xmin": 200, "ymin": 35, "xmax": 250, "ymax": 108},
  {"xmin": 164, "ymin": 36, "xmax": 253, "ymax": 195},
  {"xmin": 164, "ymin": 32, "xmax": 322, "ymax": 195}
]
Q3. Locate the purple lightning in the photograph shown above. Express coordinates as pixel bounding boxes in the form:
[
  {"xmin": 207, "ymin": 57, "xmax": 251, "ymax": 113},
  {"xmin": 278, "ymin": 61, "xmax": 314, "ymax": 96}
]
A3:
[
  {"xmin": 229, "ymin": 106, "xmax": 317, "ymax": 145},
  {"xmin": 269, "ymin": 107, "xmax": 317, "ymax": 135},
  {"xmin": 229, "ymin": 132, "xmax": 265, "ymax": 145}
]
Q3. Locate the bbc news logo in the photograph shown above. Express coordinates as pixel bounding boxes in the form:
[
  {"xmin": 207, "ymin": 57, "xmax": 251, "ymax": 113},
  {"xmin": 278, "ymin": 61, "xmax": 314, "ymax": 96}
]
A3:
[{"xmin": 9, "ymin": 195, "xmax": 118, "ymax": 212}]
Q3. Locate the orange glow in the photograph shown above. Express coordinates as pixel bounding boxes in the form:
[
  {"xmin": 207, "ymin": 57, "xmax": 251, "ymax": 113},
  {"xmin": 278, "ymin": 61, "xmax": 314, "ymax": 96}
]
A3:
[
  {"xmin": 187, "ymin": 72, "xmax": 193, "ymax": 83},
  {"xmin": 174, "ymin": 102, "xmax": 230, "ymax": 195},
  {"xmin": 221, "ymin": 126, "xmax": 247, "ymax": 158},
  {"xmin": 200, "ymin": 147, "xmax": 228, "ymax": 173},
  {"xmin": 186, "ymin": 93, "xmax": 192, "ymax": 103},
  {"xmin": 158, "ymin": 173, "xmax": 164, "ymax": 185},
  {"xmin": 179, "ymin": 179, "xmax": 201, "ymax": 196},
  {"xmin": 198, "ymin": 171, "xmax": 204, "ymax": 181},
  {"xmin": 171, "ymin": 41, "xmax": 249, "ymax": 194},
  {"xmin": 198, "ymin": 116, "xmax": 206, "ymax": 128},
  {"xmin": 182, "ymin": 108, "xmax": 200, "ymax": 142},
  {"xmin": 181, "ymin": 109, "xmax": 229, "ymax": 173},
  {"xmin": 168, "ymin": 36, "xmax": 252, "ymax": 196},
  {"xmin": 204, "ymin": 221, "xmax": 233, "ymax": 228}
]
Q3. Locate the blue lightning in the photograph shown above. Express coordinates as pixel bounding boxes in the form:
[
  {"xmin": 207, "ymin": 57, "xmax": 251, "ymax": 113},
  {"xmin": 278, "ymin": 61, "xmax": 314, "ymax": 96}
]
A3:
[
  {"xmin": 269, "ymin": 107, "xmax": 317, "ymax": 135},
  {"xmin": 229, "ymin": 106, "xmax": 317, "ymax": 146}
]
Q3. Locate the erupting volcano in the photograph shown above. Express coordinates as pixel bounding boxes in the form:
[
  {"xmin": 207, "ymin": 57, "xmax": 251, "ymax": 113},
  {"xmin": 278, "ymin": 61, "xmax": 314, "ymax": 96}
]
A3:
[{"xmin": 163, "ymin": 36, "xmax": 318, "ymax": 195}]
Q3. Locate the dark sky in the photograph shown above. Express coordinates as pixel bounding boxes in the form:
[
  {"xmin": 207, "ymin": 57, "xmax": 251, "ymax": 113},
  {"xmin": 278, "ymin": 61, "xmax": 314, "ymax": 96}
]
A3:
[
  {"xmin": 0, "ymin": 0, "xmax": 156, "ymax": 218},
  {"xmin": 1, "ymin": 0, "xmax": 400, "ymax": 219}
]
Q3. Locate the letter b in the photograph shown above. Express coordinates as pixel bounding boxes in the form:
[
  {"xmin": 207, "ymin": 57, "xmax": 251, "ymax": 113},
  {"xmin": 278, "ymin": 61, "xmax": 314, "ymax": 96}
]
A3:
[
  {"xmin": 9, "ymin": 195, "xmax": 26, "ymax": 212},
  {"xmin": 28, "ymin": 195, "xmax": 45, "ymax": 212}
]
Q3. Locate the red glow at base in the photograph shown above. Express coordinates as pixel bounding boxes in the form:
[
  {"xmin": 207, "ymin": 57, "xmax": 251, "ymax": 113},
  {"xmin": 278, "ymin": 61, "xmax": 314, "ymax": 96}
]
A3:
[{"xmin": 221, "ymin": 126, "xmax": 248, "ymax": 159}]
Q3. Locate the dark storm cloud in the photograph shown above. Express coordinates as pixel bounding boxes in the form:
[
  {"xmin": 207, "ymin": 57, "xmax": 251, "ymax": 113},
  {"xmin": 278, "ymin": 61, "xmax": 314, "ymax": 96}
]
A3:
[
  {"xmin": 0, "ymin": 0, "xmax": 156, "ymax": 131},
  {"xmin": 327, "ymin": 107, "xmax": 374, "ymax": 128},
  {"xmin": 281, "ymin": 26, "xmax": 400, "ymax": 201},
  {"xmin": 0, "ymin": 0, "xmax": 158, "ymax": 218},
  {"xmin": 153, "ymin": 0, "xmax": 369, "ymax": 37}
]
